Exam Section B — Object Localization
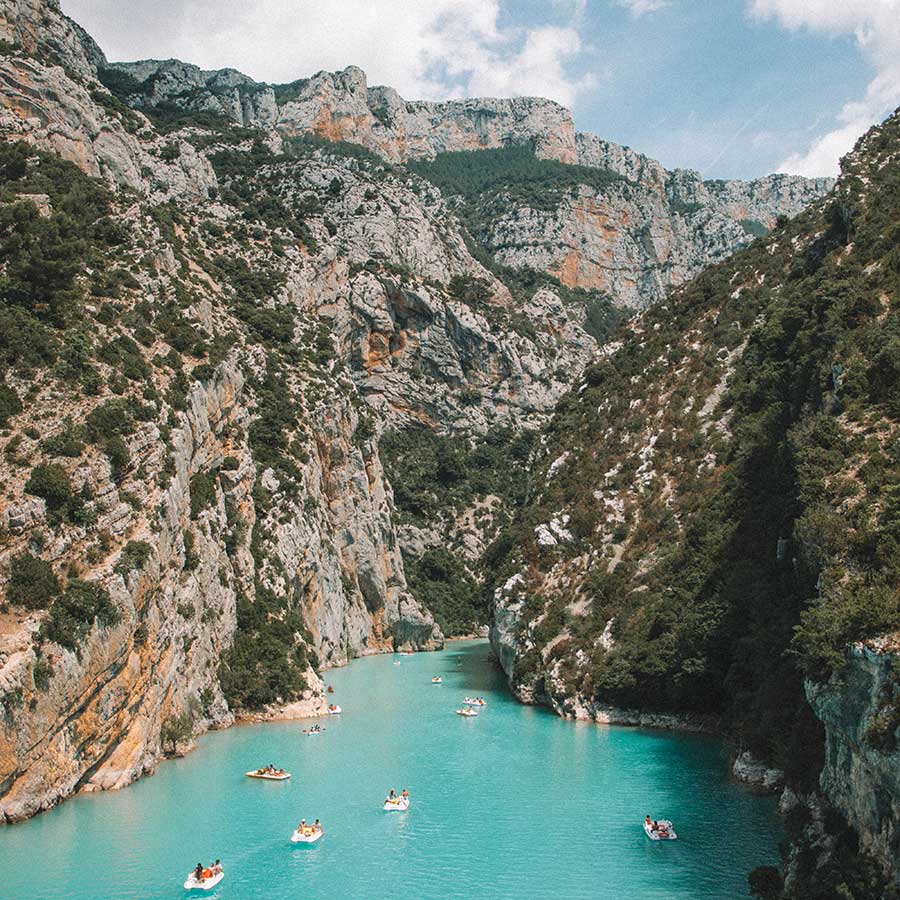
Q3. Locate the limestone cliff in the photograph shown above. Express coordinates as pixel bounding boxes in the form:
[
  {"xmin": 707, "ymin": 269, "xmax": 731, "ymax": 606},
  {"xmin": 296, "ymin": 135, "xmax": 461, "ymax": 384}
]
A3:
[
  {"xmin": 806, "ymin": 641, "xmax": 900, "ymax": 874},
  {"xmin": 0, "ymin": 0, "xmax": 600, "ymax": 821},
  {"xmin": 103, "ymin": 60, "xmax": 832, "ymax": 308}
]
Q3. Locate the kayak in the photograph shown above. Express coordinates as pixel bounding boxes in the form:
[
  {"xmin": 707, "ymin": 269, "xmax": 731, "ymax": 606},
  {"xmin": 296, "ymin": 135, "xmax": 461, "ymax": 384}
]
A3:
[
  {"xmin": 455, "ymin": 708, "xmax": 478, "ymax": 717},
  {"xmin": 383, "ymin": 797, "xmax": 410, "ymax": 811},
  {"xmin": 644, "ymin": 820, "xmax": 677, "ymax": 840},
  {"xmin": 327, "ymin": 705, "xmax": 342, "ymax": 715},
  {"xmin": 291, "ymin": 828, "xmax": 323, "ymax": 844},
  {"xmin": 245, "ymin": 770, "xmax": 290, "ymax": 780},
  {"xmin": 183, "ymin": 870, "xmax": 224, "ymax": 891}
]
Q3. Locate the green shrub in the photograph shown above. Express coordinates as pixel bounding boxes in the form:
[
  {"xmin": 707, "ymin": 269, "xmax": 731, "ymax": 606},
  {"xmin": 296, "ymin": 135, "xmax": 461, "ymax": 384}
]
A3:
[
  {"xmin": 0, "ymin": 383, "xmax": 21, "ymax": 426},
  {"xmin": 159, "ymin": 711, "xmax": 193, "ymax": 754},
  {"xmin": 219, "ymin": 583, "xmax": 309, "ymax": 709},
  {"xmin": 4, "ymin": 553, "xmax": 59, "ymax": 609},
  {"xmin": 25, "ymin": 462, "xmax": 73, "ymax": 512},
  {"xmin": 405, "ymin": 548, "xmax": 484, "ymax": 636},
  {"xmin": 42, "ymin": 578, "xmax": 119, "ymax": 651},
  {"xmin": 190, "ymin": 471, "xmax": 218, "ymax": 518},
  {"xmin": 114, "ymin": 539, "xmax": 152, "ymax": 576}
]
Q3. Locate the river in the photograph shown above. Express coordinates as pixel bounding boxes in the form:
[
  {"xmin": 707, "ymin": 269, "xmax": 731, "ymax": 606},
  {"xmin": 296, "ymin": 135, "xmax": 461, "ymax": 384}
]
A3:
[{"xmin": 0, "ymin": 640, "xmax": 781, "ymax": 899}]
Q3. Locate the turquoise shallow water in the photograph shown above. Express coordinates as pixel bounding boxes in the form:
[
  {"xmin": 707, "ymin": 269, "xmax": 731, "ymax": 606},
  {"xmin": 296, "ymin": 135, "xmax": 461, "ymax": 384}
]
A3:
[{"xmin": 0, "ymin": 641, "xmax": 780, "ymax": 900}]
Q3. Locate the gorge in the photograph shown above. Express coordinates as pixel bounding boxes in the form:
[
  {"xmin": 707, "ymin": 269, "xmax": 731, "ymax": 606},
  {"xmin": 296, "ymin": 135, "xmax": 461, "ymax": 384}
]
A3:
[{"xmin": 0, "ymin": 1, "xmax": 898, "ymax": 898}]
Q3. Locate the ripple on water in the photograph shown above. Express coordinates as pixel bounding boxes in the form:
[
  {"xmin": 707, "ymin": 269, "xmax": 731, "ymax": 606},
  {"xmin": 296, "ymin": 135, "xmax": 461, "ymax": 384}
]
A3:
[{"xmin": 0, "ymin": 641, "xmax": 780, "ymax": 900}]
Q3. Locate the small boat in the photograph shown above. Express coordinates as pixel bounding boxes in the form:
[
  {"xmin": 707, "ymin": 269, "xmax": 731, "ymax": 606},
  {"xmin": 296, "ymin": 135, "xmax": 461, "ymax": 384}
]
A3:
[
  {"xmin": 183, "ymin": 870, "xmax": 224, "ymax": 891},
  {"xmin": 431, "ymin": 677, "xmax": 442, "ymax": 684},
  {"xmin": 383, "ymin": 796, "xmax": 410, "ymax": 811},
  {"xmin": 464, "ymin": 697, "xmax": 486, "ymax": 706},
  {"xmin": 399, "ymin": 651, "xmax": 413, "ymax": 657},
  {"xmin": 245, "ymin": 770, "xmax": 291, "ymax": 781},
  {"xmin": 455, "ymin": 707, "xmax": 478, "ymax": 717},
  {"xmin": 291, "ymin": 826, "xmax": 323, "ymax": 844},
  {"xmin": 327, "ymin": 704, "xmax": 342, "ymax": 715},
  {"xmin": 644, "ymin": 819, "xmax": 677, "ymax": 840}
]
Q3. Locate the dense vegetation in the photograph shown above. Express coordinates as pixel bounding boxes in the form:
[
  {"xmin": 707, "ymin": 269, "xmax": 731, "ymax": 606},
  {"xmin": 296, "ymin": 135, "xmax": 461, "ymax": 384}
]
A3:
[
  {"xmin": 408, "ymin": 145, "xmax": 626, "ymax": 207},
  {"xmin": 410, "ymin": 146, "xmax": 626, "ymax": 344},
  {"xmin": 487, "ymin": 111, "xmax": 900, "ymax": 795},
  {"xmin": 379, "ymin": 426, "xmax": 533, "ymax": 634}
]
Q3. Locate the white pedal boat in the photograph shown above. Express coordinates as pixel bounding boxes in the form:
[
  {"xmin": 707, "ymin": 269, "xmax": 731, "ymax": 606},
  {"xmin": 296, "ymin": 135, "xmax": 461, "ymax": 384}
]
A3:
[
  {"xmin": 245, "ymin": 770, "xmax": 290, "ymax": 780},
  {"xmin": 184, "ymin": 870, "xmax": 224, "ymax": 891},
  {"xmin": 327, "ymin": 705, "xmax": 342, "ymax": 715},
  {"xmin": 291, "ymin": 827, "xmax": 323, "ymax": 844},
  {"xmin": 455, "ymin": 707, "xmax": 478, "ymax": 717},
  {"xmin": 383, "ymin": 797, "xmax": 410, "ymax": 811},
  {"xmin": 464, "ymin": 697, "xmax": 486, "ymax": 706},
  {"xmin": 644, "ymin": 819, "xmax": 677, "ymax": 840}
]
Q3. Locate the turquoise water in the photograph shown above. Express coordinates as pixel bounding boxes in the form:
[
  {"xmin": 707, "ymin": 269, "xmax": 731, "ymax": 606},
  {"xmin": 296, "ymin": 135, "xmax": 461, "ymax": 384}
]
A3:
[{"xmin": 0, "ymin": 641, "xmax": 780, "ymax": 900}]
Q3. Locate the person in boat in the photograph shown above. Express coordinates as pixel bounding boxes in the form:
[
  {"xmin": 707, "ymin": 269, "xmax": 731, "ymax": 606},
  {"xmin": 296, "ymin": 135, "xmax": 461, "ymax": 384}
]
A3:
[
  {"xmin": 401, "ymin": 789, "xmax": 409, "ymax": 800},
  {"xmin": 212, "ymin": 860, "xmax": 221, "ymax": 875},
  {"xmin": 645, "ymin": 815, "xmax": 652, "ymax": 827},
  {"xmin": 313, "ymin": 819, "xmax": 322, "ymax": 832},
  {"xmin": 389, "ymin": 789, "xmax": 397, "ymax": 800},
  {"xmin": 194, "ymin": 863, "xmax": 204, "ymax": 882},
  {"xmin": 652, "ymin": 820, "xmax": 659, "ymax": 832},
  {"xmin": 298, "ymin": 819, "xmax": 307, "ymax": 832}
]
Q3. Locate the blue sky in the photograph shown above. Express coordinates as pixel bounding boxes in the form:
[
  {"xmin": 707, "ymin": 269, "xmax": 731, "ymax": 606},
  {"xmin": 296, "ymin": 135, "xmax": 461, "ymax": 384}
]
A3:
[{"xmin": 63, "ymin": 0, "xmax": 899, "ymax": 180}]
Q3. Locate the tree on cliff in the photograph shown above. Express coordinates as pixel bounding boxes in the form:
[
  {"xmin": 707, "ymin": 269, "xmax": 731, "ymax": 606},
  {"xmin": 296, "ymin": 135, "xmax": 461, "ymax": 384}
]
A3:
[{"xmin": 159, "ymin": 713, "xmax": 193, "ymax": 756}]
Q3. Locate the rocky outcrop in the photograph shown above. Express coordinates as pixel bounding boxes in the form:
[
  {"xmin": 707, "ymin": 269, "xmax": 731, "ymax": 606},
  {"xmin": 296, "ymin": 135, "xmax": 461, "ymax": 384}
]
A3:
[
  {"xmin": 806, "ymin": 643, "xmax": 900, "ymax": 880},
  {"xmin": 100, "ymin": 59, "xmax": 832, "ymax": 309},
  {"xmin": 732, "ymin": 751, "xmax": 785, "ymax": 792},
  {"xmin": 478, "ymin": 164, "xmax": 833, "ymax": 308},
  {"xmin": 106, "ymin": 58, "xmax": 278, "ymax": 130},
  {"xmin": 109, "ymin": 62, "xmax": 578, "ymax": 164}
]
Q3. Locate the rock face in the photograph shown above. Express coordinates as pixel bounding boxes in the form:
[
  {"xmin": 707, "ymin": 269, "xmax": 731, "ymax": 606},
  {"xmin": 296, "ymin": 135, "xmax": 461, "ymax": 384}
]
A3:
[
  {"xmin": 479, "ymin": 153, "xmax": 833, "ymax": 308},
  {"xmin": 109, "ymin": 61, "xmax": 578, "ymax": 164},
  {"xmin": 106, "ymin": 58, "xmax": 279, "ymax": 129},
  {"xmin": 806, "ymin": 643, "xmax": 900, "ymax": 878},
  {"xmin": 104, "ymin": 61, "xmax": 832, "ymax": 308}
]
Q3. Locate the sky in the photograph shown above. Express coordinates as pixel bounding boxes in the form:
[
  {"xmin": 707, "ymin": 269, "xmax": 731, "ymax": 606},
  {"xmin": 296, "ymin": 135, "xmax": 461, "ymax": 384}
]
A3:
[{"xmin": 60, "ymin": 0, "xmax": 900, "ymax": 180}]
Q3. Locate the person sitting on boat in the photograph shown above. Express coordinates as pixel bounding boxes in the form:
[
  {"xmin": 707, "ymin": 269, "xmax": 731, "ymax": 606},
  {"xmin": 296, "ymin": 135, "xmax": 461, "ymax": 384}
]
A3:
[
  {"xmin": 389, "ymin": 789, "xmax": 397, "ymax": 800},
  {"xmin": 401, "ymin": 789, "xmax": 409, "ymax": 800},
  {"xmin": 652, "ymin": 820, "xmax": 659, "ymax": 832},
  {"xmin": 645, "ymin": 815, "xmax": 652, "ymax": 827},
  {"xmin": 212, "ymin": 860, "xmax": 221, "ymax": 875},
  {"xmin": 194, "ymin": 863, "xmax": 204, "ymax": 882},
  {"xmin": 313, "ymin": 819, "xmax": 322, "ymax": 832}
]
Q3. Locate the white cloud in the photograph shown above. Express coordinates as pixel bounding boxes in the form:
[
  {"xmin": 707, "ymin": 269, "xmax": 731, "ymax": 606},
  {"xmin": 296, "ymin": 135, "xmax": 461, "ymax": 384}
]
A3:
[
  {"xmin": 750, "ymin": 0, "xmax": 900, "ymax": 176},
  {"xmin": 616, "ymin": 0, "xmax": 670, "ymax": 16},
  {"xmin": 61, "ymin": 0, "xmax": 593, "ymax": 107}
]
